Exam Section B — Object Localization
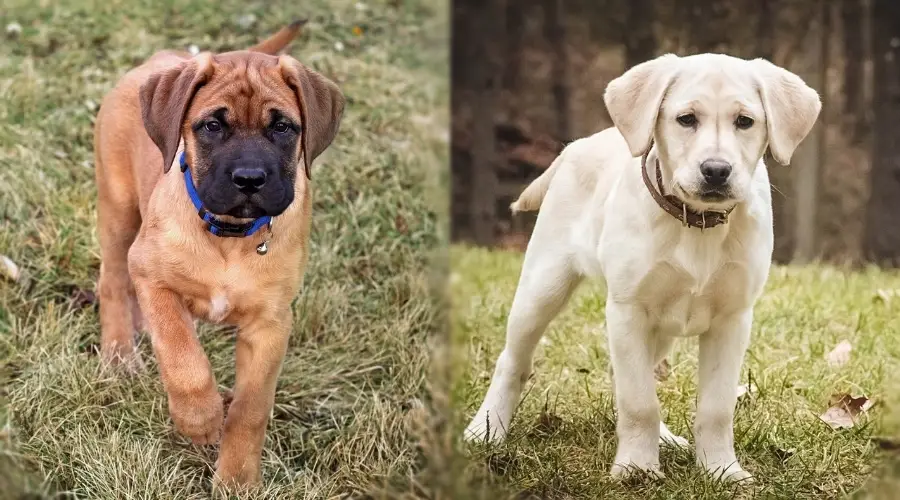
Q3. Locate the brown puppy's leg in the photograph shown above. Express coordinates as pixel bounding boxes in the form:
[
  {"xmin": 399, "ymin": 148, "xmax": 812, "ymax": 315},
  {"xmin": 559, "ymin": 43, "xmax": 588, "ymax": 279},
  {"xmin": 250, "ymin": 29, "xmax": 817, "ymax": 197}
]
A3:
[
  {"xmin": 96, "ymin": 181, "xmax": 143, "ymax": 371},
  {"xmin": 133, "ymin": 282, "xmax": 224, "ymax": 444},
  {"xmin": 215, "ymin": 315, "xmax": 291, "ymax": 487}
]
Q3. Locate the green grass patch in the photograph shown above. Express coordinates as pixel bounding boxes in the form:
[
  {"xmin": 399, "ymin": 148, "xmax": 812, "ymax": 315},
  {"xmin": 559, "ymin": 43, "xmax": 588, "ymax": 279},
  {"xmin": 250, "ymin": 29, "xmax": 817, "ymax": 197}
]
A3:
[
  {"xmin": 0, "ymin": 0, "xmax": 448, "ymax": 497},
  {"xmin": 452, "ymin": 245, "xmax": 900, "ymax": 499}
]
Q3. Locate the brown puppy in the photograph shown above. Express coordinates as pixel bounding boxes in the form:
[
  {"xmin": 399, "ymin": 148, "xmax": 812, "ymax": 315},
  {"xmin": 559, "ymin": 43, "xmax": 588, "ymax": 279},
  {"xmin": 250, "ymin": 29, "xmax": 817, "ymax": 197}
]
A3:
[{"xmin": 92, "ymin": 22, "xmax": 344, "ymax": 487}]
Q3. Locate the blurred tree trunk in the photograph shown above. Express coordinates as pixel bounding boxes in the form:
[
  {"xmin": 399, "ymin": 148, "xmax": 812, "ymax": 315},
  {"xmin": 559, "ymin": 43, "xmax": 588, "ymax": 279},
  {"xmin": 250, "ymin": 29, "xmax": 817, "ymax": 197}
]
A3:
[
  {"xmin": 625, "ymin": 0, "xmax": 655, "ymax": 68},
  {"xmin": 790, "ymin": 1, "xmax": 826, "ymax": 263},
  {"xmin": 865, "ymin": 0, "xmax": 900, "ymax": 264},
  {"xmin": 757, "ymin": 0, "xmax": 774, "ymax": 58},
  {"xmin": 468, "ymin": 0, "xmax": 505, "ymax": 246},
  {"xmin": 688, "ymin": 0, "xmax": 730, "ymax": 52},
  {"xmin": 450, "ymin": 3, "xmax": 471, "ymax": 242},
  {"xmin": 760, "ymin": 0, "xmax": 795, "ymax": 263},
  {"xmin": 544, "ymin": 0, "xmax": 570, "ymax": 140},
  {"xmin": 843, "ymin": 0, "xmax": 864, "ymax": 142},
  {"xmin": 504, "ymin": 1, "xmax": 524, "ymax": 94}
]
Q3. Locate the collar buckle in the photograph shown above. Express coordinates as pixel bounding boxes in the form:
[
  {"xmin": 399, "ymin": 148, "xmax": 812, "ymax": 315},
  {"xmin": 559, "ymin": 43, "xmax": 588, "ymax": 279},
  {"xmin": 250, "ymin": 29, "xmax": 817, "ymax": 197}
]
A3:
[{"xmin": 642, "ymin": 144, "xmax": 735, "ymax": 230}]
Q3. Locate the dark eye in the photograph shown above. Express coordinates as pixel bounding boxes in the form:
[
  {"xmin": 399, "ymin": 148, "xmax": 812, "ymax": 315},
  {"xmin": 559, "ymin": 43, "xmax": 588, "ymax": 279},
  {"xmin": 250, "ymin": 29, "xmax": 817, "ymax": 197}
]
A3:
[
  {"xmin": 273, "ymin": 122, "xmax": 290, "ymax": 134},
  {"xmin": 676, "ymin": 114, "xmax": 697, "ymax": 127},
  {"xmin": 735, "ymin": 115, "xmax": 754, "ymax": 129},
  {"xmin": 204, "ymin": 120, "xmax": 222, "ymax": 132}
]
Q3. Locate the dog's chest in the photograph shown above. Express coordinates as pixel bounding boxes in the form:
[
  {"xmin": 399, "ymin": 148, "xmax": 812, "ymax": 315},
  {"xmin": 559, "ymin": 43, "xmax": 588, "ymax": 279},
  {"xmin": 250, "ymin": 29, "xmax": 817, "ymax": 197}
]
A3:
[
  {"xmin": 179, "ymin": 258, "xmax": 282, "ymax": 325},
  {"xmin": 187, "ymin": 292, "xmax": 233, "ymax": 323},
  {"xmin": 637, "ymin": 240, "xmax": 751, "ymax": 338}
]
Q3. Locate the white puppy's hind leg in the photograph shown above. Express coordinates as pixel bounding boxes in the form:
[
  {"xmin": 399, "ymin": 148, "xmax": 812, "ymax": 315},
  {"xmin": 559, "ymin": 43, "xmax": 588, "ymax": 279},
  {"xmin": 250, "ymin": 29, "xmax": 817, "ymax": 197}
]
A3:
[
  {"xmin": 696, "ymin": 310, "xmax": 753, "ymax": 482},
  {"xmin": 659, "ymin": 422, "xmax": 689, "ymax": 448},
  {"xmin": 464, "ymin": 250, "xmax": 581, "ymax": 443},
  {"xmin": 607, "ymin": 301, "xmax": 664, "ymax": 478},
  {"xmin": 653, "ymin": 336, "xmax": 689, "ymax": 448}
]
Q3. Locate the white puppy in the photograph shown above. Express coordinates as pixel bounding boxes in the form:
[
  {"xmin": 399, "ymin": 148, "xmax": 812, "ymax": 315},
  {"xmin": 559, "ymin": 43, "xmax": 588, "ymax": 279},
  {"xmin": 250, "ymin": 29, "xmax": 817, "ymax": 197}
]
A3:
[{"xmin": 464, "ymin": 53, "xmax": 821, "ymax": 482}]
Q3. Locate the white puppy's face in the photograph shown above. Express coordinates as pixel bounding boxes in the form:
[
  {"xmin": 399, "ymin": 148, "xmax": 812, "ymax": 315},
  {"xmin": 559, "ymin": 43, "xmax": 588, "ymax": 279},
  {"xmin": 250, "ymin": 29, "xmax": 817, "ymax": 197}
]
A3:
[
  {"xmin": 656, "ymin": 60, "xmax": 768, "ymax": 209},
  {"xmin": 605, "ymin": 53, "xmax": 822, "ymax": 211}
]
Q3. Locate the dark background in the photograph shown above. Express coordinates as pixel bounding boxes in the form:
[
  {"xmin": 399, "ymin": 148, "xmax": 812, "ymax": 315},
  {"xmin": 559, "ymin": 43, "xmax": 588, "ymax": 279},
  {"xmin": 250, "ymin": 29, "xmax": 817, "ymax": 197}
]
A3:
[{"xmin": 451, "ymin": 0, "xmax": 900, "ymax": 265}]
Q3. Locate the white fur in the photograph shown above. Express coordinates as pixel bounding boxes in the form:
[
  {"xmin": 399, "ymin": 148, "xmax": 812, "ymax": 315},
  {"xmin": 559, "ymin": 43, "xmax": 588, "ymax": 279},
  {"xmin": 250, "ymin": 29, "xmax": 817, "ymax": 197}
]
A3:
[
  {"xmin": 208, "ymin": 294, "xmax": 230, "ymax": 323},
  {"xmin": 464, "ymin": 53, "xmax": 821, "ymax": 483}
]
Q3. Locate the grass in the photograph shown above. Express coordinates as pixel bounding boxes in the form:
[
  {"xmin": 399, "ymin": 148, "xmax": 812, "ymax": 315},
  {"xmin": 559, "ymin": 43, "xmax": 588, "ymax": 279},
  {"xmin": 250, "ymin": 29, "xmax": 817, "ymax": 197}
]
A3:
[
  {"xmin": 452, "ymin": 245, "xmax": 900, "ymax": 499},
  {"xmin": 0, "ymin": 0, "xmax": 448, "ymax": 498}
]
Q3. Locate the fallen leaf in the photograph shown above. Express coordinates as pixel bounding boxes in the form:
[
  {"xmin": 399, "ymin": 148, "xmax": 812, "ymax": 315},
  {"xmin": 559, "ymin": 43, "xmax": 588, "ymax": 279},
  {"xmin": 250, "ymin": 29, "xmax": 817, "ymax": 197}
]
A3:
[
  {"xmin": 825, "ymin": 339, "xmax": 852, "ymax": 367},
  {"xmin": 819, "ymin": 393, "xmax": 875, "ymax": 430},
  {"xmin": 0, "ymin": 255, "xmax": 20, "ymax": 282},
  {"xmin": 654, "ymin": 359, "xmax": 670, "ymax": 381},
  {"xmin": 736, "ymin": 383, "xmax": 757, "ymax": 398}
]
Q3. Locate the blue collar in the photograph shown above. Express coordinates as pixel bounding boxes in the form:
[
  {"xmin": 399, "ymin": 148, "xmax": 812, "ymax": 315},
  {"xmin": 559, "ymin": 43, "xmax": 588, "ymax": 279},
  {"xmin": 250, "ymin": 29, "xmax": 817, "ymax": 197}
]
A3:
[{"xmin": 180, "ymin": 152, "xmax": 272, "ymax": 238}]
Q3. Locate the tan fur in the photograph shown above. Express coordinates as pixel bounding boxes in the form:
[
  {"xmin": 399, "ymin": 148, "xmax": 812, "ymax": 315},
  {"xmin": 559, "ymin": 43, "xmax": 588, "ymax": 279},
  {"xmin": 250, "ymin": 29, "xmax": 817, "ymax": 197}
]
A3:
[{"xmin": 93, "ymin": 24, "xmax": 344, "ymax": 490}]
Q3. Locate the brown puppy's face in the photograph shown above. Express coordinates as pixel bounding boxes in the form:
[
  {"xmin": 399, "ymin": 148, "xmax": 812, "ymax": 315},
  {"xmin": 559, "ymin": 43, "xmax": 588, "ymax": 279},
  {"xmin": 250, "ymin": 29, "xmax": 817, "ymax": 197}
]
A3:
[
  {"xmin": 185, "ymin": 53, "xmax": 301, "ymax": 218},
  {"xmin": 140, "ymin": 51, "xmax": 345, "ymax": 219}
]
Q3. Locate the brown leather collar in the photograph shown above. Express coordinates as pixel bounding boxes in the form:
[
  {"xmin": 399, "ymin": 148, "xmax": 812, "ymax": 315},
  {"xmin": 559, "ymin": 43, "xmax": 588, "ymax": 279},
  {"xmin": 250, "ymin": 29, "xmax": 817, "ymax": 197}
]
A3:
[{"xmin": 640, "ymin": 148, "xmax": 733, "ymax": 230}]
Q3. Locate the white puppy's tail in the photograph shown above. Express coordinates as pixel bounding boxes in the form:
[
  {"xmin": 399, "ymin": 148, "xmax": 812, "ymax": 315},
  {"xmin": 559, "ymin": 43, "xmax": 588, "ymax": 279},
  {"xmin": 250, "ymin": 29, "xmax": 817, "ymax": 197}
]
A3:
[{"xmin": 510, "ymin": 150, "xmax": 564, "ymax": 213}]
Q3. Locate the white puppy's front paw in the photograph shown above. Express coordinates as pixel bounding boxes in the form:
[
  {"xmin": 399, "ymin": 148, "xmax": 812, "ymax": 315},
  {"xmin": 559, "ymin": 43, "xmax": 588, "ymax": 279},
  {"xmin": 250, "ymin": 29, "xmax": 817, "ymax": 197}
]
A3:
[
  {"xmin": 464, "ymin": 409, "xmax": 510, "ymax": 443},
  {"xmin": 610, "ymin": 460, "xmax": 665, "ymax": 480},
  {"xmin": 611, "ymin": 442, "xmax": 663, "ymax": 479},
  {"xmin": 702, "ymin": 460, "xmax": 753, "ymax": 483},
  {"xmin": 658, "ymin": 422, "xmax": 689, "ymax": 447}
]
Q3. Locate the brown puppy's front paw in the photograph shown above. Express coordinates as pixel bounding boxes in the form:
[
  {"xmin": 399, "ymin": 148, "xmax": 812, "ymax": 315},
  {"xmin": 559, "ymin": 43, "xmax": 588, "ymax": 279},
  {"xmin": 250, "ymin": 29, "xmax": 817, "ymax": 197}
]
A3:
[
  {"xmin": 168, "ymin": 388, "xmax": 224, "ymax": 445},
  {"xmin": 212, "ymin": 460, "xmax": 261, "ymax": 494}
]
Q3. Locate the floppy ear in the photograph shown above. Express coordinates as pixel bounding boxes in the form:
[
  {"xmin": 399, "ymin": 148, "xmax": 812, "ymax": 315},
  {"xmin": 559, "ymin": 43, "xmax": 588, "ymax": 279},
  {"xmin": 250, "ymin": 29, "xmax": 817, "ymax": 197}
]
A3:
[
  {"xmin": 604, "ymin": 53, "xmax": 680, "ymax": 157},
  {"xmin": 279, "ymin": 56, "xmax": 345, "ymax": 179},
  {"xmin": 751, "ymin": 58, "xmax": 822, "ymax": 165},
  {"xmin": 139, "ymin": 53, "xmax": 214, "ymax": 172}
]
